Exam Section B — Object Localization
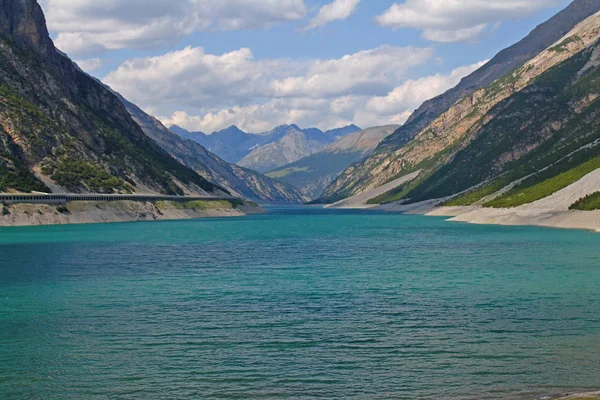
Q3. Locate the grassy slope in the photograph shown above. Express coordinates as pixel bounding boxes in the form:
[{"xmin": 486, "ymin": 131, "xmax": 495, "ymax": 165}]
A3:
[
  {"xmin": 156, "ymin": 199, "xmax": 243, "ymax": 211},
  {"xmin": 0, "ymin": 39, "xmax": 220, "ymax": 195},
  {"xmin": 485, "ymin": 155, "xmax": 600, "ymax": 207}
]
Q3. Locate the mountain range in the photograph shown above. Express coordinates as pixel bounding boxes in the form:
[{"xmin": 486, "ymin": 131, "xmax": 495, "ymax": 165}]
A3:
[
  {"xmin": 317, "ymin": 1, "xmax": 600, "ymax": 216},
  {"xmin": 0, "ymin": 0, "xmax": 307, "ymax": 204},
  {"xmin": 267, "ymin": 125, "xmax": 399, "ymax": 199},
  {"xmin": 4, "ymin": 0, "xmax": 600, "ymax": 220},
  {"xmin": 172, "ymin": 124, "xmax": 362, "ymax": 169},
  {"xmin": 119, "ymin": 96, "xmax": 307, "ymax": 203},
  {"xmin": 320, "ymin": 0, "xmax": 600, "ymax": 205}
]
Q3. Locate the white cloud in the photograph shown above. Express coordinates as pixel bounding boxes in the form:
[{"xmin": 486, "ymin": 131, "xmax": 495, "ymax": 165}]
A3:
[
  {"xmin": 102, "ymin": 37, "xmax": 486, "ymax": 133},
  {"xmin": 104, "ymin": 45, "xmax": 433, "ymax": 110},
  {"xmin": 422, "ymin": 24, "xmax": 490, "ymax": 43},
  {"xmin": 75, "ymin": 58, "xmax": 104, "ymax": 73},
  {"xmin": 159, "ymin": 100, "xmax": 340, "ymax": 134},
  {"xmin": 142, "ymin": 57, "xmax": 486, "ymax": 134},
  {"xmin": 42, "ymin": 0, "xmax": 307, "ymax": 56},
  {"xmin": 376, "ymin": 0, "xmax": 557, "ymax": 42},
  {"xmin": 367, "ymin": 61, "xmax": 487, "ymax": 115},
  {"xmin": 269, "ymin": 46, "xmax": 434, "ymax": 98},
  {"xmin": 304, "ymin": 0, "xmax": 360, "ymax": 30}
]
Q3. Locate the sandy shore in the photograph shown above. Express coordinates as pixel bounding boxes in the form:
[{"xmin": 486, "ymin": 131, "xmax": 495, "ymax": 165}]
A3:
[
  {"xmin": 425, "ymin": 206, "xmax": 600, "ymax": 232},
  {"xmin": 372, "ymin": 168, "xmax": 600, "ymax": 233},
  {"xmin": 0, "ymin": 200, "xmax": 264, "ymax": 227}
]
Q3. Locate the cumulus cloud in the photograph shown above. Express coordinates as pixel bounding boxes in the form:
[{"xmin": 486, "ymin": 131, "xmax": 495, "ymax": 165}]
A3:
[
  {"xmin": 367, "ymin": 61, "xmax": 487, "ymax": 114},
  {"xmin": 104, "ymin": 45, "xmax": 433, "ymax": 110},
  {"xmin": 159, "ymin": 100, "xmax": 344, "ymax": 134},
  {"xmin": 42, "ymin": 0, "xmax": 307, "ymax": 56},
  {"xmin": 304, "ymin": 0, "xmax": 360, "ymax": 30},
  {"xmin": 106, "ymin": 46, "xmax": 485, "ymax": 133},
  {"xmin": 376, "ymin": 0, "xmax": 557, "ymax": 42}
]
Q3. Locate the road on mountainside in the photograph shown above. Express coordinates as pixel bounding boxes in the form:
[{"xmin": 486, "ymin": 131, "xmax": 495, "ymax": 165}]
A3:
[{"xmin": 0, "ymin": 193, "xmax": 240, "ymax": 205}]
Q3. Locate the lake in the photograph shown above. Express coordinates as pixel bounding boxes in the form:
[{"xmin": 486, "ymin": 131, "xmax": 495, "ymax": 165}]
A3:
[{"xmin": 1, "ymin": 208, "xmax": 599, "ymax": 399}]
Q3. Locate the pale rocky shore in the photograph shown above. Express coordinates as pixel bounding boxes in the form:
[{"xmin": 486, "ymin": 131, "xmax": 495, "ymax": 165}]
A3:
[
  {"xmin": 426, "ymin": 206, "xmax": 600, "ymax": 233},
  {"xmin": 553, "ymin": 392, "xmax": 600, "ymax": 400},
  {"xmin": 379, "ymin": 169, "xmax": 600, "ymax": 233},
  {"xmin": 0, "ymin": 200, "xmax": 264, "ymax": 227},
  {"xmin": 379, "ymin": 199, "xmax": 600, "ymax": 233},
  {"xmin": 326, "ymin": 167, "xmax": 600, "ymax": 233}
]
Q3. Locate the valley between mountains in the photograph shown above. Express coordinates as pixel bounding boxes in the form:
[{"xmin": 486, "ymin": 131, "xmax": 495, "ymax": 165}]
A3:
[{"xmin": 2, "ymin": 0, "xmax": 600, "ymax": 231}]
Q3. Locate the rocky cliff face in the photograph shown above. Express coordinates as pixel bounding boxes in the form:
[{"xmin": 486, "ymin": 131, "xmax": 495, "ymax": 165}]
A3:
[
  {"xmin": 321, "ymin": 0, "xmax": 600, "ymax": 203},
  {"xmin": 0, "ymin": 0, "xmax": 54, "ymax": 59},
  {"xmin": 0, "ymin": 0, "xmax": 223, "ymax": 196},
  {"xmin": 413, "ymin": 41, "xmax": 600, "ymax": 207},
  {"xmin": 120, "ymin": 96, "xmax": 307, "ymax": 203},
  {"xmin": 324, "ymin": 11, "xmax": 600, "ymax": 206}
]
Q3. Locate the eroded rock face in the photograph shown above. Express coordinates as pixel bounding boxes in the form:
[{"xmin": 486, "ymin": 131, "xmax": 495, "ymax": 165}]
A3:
[
  {"xmin": 321, "ymin": 0, "xmax": 600, "ymax": 203},
  {"xmin": 0, "ymin": 0, "xmax": 54, "ymax": 58}
]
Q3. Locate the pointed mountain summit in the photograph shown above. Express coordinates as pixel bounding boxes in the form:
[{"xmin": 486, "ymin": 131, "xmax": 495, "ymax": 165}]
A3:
[{"xmin": 178, "ymin": 123, "xmax": 360, "ymax": 165}]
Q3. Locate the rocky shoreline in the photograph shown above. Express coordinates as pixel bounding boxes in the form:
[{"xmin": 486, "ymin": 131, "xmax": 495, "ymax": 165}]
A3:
[
  {"xmin": 325, "ymin": 166, "xmax": 600, "ymax": 233},
  {"xmin": 551, "ymin": 392, "xmax": 600, "ymax": 400},
  {"xmin": 425, "ymin": 206, "xmax": 600, "ymax": 233},
  {"xmin": 0, "ymin": 200, "xmax": 264, "ymax": 227}
]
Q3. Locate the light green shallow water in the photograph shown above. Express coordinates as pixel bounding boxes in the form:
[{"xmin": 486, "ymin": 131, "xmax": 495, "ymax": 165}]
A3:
[{"xmin": 0, "ymin": 207, "xmax": 599, "ymax": 399}]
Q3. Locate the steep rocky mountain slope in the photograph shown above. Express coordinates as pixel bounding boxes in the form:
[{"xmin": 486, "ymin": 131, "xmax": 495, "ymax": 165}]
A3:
[
  {"xmin": 321, "ymin": 0, "xmax": 600, "ymax": 203},
  {"xmin": 432, "ymin": 40, "xmax": 600, "ymax": 209},
  {"xmin": 238, "ymin": 127, "xmax": 326, "ymax": 173},
  {"xmin": 330, "ymin": 12, "xmax": 600, "ymax": 209},
  {"xmin": 267, "ymin": 125, "xmax": 399, "ymax": 199},
  {"xmin": 121, "ymin": 96, "xmax": 307, "ymax": 203},
  {"xmin": 174, "ymin": 124, "xmax": 361, "ymax": 165},
  {"xmin": 0, "ymin": 0, "xmax": 223, "ymax": 196}
]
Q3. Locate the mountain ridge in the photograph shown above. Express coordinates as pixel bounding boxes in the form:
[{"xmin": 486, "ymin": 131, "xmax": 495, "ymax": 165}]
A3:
[
  {"xmin": 0, "ymin": 0, "xmax": 226, "ymax": 196},
  {"xmin": 324, "ymin": 11, "xmax": 600, "ymax": 212},
  {"xmin": 173, "ymin": 123, "xmax": 361, "ymax": 164},
  {"xmin": 320, "ymin": 0, "xmax": 600, "ymax": 203}
]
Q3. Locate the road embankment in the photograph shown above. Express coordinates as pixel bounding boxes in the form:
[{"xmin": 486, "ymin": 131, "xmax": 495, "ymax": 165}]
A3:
[{"xmin": 0, "ymin": 199, "xmax": 264, "ymax": 227}]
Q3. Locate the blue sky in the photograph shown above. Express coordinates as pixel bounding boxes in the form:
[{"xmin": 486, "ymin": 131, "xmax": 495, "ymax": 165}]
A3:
[{"xmin": 40, "ymin": 0, "xmax": 572, "ymax": 133}]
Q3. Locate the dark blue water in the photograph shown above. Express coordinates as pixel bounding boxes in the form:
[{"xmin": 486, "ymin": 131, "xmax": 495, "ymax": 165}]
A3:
[{"xmin": 1, "ymin": 208, "xmax": 599, "ymax": 399}]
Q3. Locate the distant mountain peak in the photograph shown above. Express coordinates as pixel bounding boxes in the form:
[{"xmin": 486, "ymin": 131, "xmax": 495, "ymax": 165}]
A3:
[{"xmin": 217, "ymin": 125, "xmax": 246, "ymax": 135}]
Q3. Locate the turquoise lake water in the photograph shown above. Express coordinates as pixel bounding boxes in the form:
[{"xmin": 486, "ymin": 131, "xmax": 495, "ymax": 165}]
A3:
[{"xmin": 0, "ymin": 208, "xmax": 599, "ymax": 399}]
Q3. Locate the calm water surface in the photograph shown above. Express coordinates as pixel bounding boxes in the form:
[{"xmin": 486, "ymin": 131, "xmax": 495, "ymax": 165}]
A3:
[{"xmin": 0, "ymin": 208, "xmax": 599, "ymax": 399}]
